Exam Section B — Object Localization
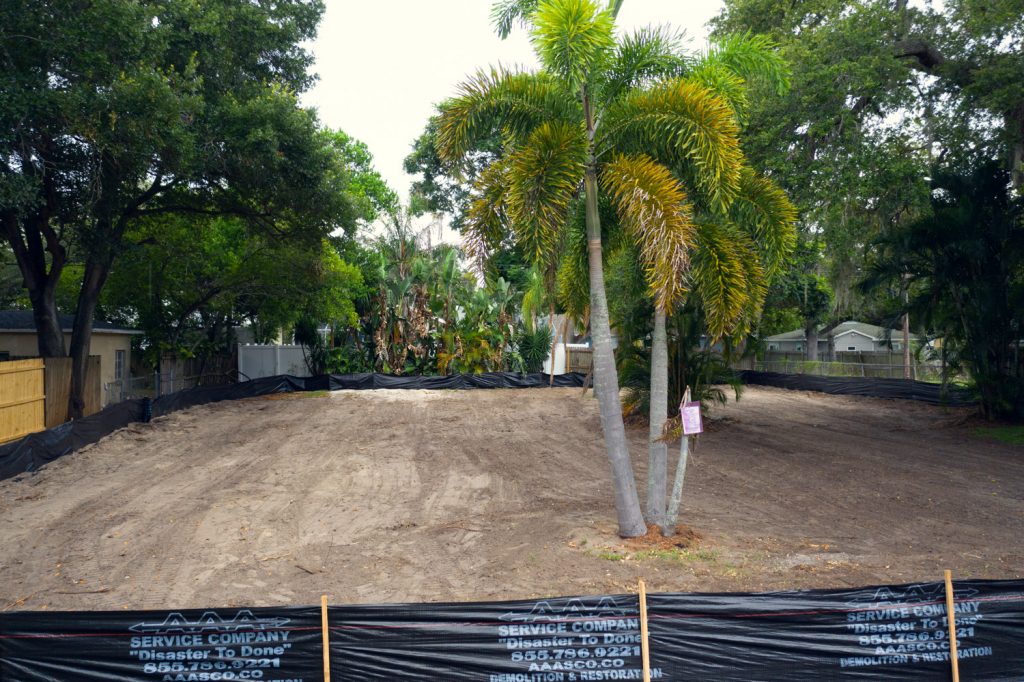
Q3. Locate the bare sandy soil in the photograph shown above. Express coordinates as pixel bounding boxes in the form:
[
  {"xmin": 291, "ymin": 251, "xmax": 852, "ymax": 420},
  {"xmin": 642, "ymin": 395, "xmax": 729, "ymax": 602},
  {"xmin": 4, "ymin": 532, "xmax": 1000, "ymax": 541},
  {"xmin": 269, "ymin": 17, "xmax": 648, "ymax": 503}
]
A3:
[{"xmin": 1, "ymin": 385, "xmax": 1021, "ymax": 611}]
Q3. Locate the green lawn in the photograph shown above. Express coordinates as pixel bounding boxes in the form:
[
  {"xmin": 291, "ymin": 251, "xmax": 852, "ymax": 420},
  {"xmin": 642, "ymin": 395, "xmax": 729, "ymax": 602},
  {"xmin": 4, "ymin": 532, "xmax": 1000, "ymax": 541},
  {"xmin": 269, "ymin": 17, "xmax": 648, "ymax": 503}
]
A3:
[{"xmin": 973, "ymin": 425, "xmax": 1024, "ymax": 446}]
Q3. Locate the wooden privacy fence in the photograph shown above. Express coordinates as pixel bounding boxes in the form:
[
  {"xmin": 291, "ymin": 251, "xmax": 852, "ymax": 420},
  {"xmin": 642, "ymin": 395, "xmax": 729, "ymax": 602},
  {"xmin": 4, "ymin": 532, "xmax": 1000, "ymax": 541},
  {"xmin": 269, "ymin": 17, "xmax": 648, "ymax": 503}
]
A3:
[
  {"xmin": 44, "ymin": 356, "xmax": 101, "ymax": 428},
  {"xmin": 0, "ymin": 356, "xmax": 102, "ymax": 443},
  {"xmin": 0, "ymin": 359, "xmax": 45, "ymax": 444},
  {"xmin": 565, "ymin": 344, "xmax": 593, "ymax": 373}
]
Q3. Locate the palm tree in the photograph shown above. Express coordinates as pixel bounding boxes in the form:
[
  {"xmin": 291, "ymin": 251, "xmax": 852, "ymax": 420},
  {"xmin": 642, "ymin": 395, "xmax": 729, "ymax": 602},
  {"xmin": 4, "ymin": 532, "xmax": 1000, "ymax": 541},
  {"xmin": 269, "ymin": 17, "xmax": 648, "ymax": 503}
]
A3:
[
  {"xmin": 642, "ymin": 39, "xmax": 796, "ymax": 533},
  {"xmin": 437, "ymin": 0, "xmax": 744, "ymax": 536}
]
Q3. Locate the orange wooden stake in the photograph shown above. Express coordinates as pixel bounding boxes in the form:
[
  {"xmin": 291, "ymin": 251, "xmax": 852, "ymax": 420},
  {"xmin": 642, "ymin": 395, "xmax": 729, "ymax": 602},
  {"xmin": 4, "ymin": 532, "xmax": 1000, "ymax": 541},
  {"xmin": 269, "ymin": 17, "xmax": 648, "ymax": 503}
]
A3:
[
  {"xmin": 321, "ymin": 595, "xmax": 331, "ymax": 682},
  {"xmin": 944, "ymin": 570, "xmax": 960, "ymax": 682},
  {"xmin": 638, "ymin": 579, "xmax": 651, "ymax": 682}
]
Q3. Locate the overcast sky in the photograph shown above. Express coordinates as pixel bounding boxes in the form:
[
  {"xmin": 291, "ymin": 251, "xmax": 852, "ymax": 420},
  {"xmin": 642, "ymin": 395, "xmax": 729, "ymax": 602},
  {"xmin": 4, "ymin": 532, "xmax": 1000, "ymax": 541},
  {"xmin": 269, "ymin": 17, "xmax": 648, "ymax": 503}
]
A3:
[{"xmin": 302, "ymin": 0, "xmax": 726, "ymax": 211}]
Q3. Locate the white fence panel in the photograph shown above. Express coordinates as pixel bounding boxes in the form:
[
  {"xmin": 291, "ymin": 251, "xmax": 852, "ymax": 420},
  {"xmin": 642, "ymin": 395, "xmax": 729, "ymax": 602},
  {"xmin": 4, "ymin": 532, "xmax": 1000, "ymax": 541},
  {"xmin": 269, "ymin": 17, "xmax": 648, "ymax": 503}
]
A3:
[{"xmin": 237, "ymin": 344, "xmax": 310, "ymax": 380}]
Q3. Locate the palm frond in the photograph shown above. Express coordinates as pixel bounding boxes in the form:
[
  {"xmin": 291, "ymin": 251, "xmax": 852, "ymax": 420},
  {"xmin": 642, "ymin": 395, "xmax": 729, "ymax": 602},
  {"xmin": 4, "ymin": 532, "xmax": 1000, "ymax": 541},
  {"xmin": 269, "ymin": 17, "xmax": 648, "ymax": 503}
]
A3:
[
  {"xmin": 730, "ymin": 228, "xmax": 768, "ymax": 339},
  {"xmin": 520, "ymin": 265, "xmax": 548, "ymax": 330},
  {"xmin": 689, "ymin": 220, "xmax": 751, "ymax": 340},
  {"xmin": 696, "ymin": 32, "xmax": 789, "ymax": 96},
  {"xmin": 729, "ymin": 167, "xmax": 797, "ymax": 278},
  {"xmin": 599, "ymin": 25, "xmax": 686, "ymax": 105},
  {"xmin": 684, "ymin": 62, "xmax": 749, "ymax": 121},
  {"xmin": 601, "ymin": 153, "xmax": 696, "ymax": 312},
  {"xmin": 531, "ymin": 0, "xmax": 616, "ymax": 90},
  {"xmin": 600, "ymin": 78, "xmax": 743, "ymax": 210},
  {"xmin": 437, "ymin": 67, "xmax": 578, "ymax": 164},
  {"xmin": 491, "ymin": 0, "xmax": 540, "ymax": 38},
  {"xmin": 556, "ymin": 204, "xmax": 590, "ymax": 321},
  {"xmin": 505, "ymin": 120, "xmax": 587, "ymax": 264},
  {"xmin": 462, "ymin": 159, "xmax": 511, "ymax": 269}
]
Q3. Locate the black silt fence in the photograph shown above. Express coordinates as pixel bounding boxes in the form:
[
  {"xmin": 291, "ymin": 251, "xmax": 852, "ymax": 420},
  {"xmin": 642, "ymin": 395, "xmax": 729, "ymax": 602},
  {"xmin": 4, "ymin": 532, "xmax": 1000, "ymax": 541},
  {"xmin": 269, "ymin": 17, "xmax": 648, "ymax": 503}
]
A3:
[
  {"xmin": 738, "ymin": 370, "xmax": 977, "ymax": 406},
  {"xmin": 0, "ymin": 371, "xmax": 587, "ymax": 483},
  {"xmin": 1, "ymin": 579, "xmax": 1022, "ymax": 680}
]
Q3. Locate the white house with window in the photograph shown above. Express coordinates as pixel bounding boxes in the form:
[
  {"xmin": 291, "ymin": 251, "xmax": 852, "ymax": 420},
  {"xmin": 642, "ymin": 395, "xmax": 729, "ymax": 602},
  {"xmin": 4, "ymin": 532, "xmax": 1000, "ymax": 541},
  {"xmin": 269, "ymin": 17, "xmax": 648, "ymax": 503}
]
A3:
[{"xmin": 765, "ymin": 320, "xmax": 920, "ymax": 354}]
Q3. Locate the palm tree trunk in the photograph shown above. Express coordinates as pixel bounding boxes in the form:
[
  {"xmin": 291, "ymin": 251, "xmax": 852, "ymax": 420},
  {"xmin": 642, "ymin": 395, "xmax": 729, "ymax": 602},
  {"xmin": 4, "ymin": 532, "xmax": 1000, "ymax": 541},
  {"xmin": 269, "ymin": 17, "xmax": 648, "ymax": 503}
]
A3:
[
  {"xmin": 583, "ymin": 164, "xmax": 647, "ymax": 538},
  {"xmin": 548, "ymin": 302, "xmax": 557, "ymax": 386},
  {"xmin": 664, "ymin": 433, "xmax": 690, "ymax": 533},
  {"xmin": 647, "ymin": 308, "xmax": 668, "ymax": 529}
]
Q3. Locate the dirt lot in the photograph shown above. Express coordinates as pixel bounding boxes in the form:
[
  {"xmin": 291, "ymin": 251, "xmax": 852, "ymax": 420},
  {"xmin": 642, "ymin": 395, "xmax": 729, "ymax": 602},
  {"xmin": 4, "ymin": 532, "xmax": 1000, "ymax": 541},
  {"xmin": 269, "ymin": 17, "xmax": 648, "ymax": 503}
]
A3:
[{"xmin": 1, "ymin": 385, "xmax": 1021, "ymax": 611}]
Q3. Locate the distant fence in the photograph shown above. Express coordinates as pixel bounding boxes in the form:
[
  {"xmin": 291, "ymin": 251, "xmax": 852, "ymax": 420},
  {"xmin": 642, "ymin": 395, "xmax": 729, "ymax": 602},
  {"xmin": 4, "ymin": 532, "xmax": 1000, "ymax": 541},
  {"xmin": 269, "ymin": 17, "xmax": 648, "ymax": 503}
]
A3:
[
  {"xmin": 237, "ymin": 343, "xmax": 310, "ymax": 380},
  {"xmin": 104, "ymin": 370, "xmax": 235, "ymax": 405},
  {"xmin": 754, "ymin": 353, "xmax": 945, "ymax": 382},
  {"xmin": 565, "ymin": 344, "xmax": 592, "ymax": 373},
  {"xmin": 738, "ymin": 370, "xmax": 976, "ymax": 406}
]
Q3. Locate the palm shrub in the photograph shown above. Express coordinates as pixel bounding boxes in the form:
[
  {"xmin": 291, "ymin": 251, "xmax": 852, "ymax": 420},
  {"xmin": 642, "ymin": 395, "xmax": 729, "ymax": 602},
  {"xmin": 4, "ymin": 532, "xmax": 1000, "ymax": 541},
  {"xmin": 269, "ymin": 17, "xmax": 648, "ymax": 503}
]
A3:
[{"xmin": 516, "ymin": 325, "xmax": 554, "ymax": 373}]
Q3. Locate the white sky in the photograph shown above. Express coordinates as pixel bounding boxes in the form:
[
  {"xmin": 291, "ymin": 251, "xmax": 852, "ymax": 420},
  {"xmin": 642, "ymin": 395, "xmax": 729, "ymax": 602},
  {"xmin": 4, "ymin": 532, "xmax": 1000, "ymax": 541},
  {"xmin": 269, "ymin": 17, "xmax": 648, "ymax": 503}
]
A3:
[{"xmin": 302, "ymin": 0, "xmax": 725, "ymax": 211}]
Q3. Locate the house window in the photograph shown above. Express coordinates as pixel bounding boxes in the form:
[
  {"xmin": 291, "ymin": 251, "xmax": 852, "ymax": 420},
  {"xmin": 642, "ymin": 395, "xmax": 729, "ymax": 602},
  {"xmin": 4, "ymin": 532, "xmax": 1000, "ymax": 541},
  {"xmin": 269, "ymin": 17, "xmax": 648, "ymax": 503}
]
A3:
[
  {"xmin": 115, "ymin": 350, "xmax": 125, "ymax": 381},
  {"xmin": 768, "ymin": 343, "xmax": 778, "ymax": 350},
  {"xmin": 795, "ymin": 344, "xmax": 804, "ymax": 352},
  {"xmin": 0, "ymin": 351, "xmax": 8, "ymax": 361},
  {"xmin": 848, "ymin": 346, "xmax": 856, "ymax": 351}
]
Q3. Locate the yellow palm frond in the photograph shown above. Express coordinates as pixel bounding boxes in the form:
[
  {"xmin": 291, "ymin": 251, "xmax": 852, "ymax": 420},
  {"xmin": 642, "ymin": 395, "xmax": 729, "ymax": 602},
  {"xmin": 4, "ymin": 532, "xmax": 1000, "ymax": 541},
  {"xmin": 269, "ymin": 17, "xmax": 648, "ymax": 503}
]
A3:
[
  {"xmin": 437, "ymin": 68, "xmax": 578, "ymax": 164},
  {"xmin": 729, "ymin": 167, "xmax": 797, "ymax": 278},
  {"xmin": 689, "ymin": 220, "xmax": 751, "ymax": 340},
  {"xmin": 601, "ymin": 153, "xmax": 696, "ymax": 313},
  {"xmin": 600, "ymin": 78, "xmax": 743, "ymax": 211}
]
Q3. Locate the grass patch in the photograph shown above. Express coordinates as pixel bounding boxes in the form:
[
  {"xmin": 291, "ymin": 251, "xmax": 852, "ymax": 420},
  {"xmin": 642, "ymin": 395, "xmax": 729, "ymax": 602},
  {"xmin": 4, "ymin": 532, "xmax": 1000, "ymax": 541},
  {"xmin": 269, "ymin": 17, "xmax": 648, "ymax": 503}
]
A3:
[
  {"xmin": 590, "ymin": 547, "xmax": 718, "ymax": 563},
  {"xmin": 594, "ymin": 551, "xmax": 626, "ymax": 561},
  {"xmin": 263, "ymin": 390, "xmax": 329, "ymax": 400},
  {"xmin": 973, "ymin": 425, "xmax": 1024, "ymax": 446},
  {"xmin": 633, "ymin": 547, "xmax": 719, "ymax": 563}
]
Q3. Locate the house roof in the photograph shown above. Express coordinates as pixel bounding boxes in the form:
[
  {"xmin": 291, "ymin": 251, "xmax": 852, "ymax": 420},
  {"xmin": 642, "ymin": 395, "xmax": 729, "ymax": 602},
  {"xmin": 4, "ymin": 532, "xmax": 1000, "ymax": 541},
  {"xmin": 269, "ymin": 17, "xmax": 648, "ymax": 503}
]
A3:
[
  {"xmin": 0, "ymin": 310, "xmax": 141, "ymax": 335},
  {"xmin": 765, "ymin": 320, "xmax": 919, "ymax": 343}
]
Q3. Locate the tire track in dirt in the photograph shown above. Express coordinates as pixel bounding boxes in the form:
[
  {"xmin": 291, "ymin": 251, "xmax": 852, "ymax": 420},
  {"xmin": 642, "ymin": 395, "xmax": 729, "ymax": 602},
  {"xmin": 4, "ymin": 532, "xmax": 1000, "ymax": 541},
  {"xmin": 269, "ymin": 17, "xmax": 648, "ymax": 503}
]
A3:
[{"xmin": 1, "ymin": 386, "xmax": 1020, "ymax": 610}]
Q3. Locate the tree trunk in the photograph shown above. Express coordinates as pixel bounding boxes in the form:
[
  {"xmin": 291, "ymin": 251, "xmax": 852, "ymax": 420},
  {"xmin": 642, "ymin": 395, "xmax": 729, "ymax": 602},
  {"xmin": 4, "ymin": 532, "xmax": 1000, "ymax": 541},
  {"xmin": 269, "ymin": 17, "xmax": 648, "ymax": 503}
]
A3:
[
  {"xmin": 582, "ymin": 86, "xmax": 646, "ymax": 538},
  {"xmin": 583, "ymin": 167, "xmax": 647, "ymax": 537},
  {"xmin": 27, "ymin": 286, "xmax": 67, "ymax": 357},
  {"xmin": 68, "ymin": 258, "xmax": 111, "ymax": 419},
  {"xmin": 2, "ymin": 210, "xmax": 67, "ymax": 357},
  {"xmin": 647, "ymin": 308, "xmax": 668, "ymax": 530},
  {"xmin": 902, "ymin": 312, "xmax": 911, "ymax": 380},
  {"xmin": 548, "ymin": 303, "xmax": 557, "ymax": 386},
  {"xmin": 805, "ymin": 321, "xmax": 819, "ymax": 361},
  {"xmin": 664, "ymin": 433, "xmax": 690, "ymax": 533}
]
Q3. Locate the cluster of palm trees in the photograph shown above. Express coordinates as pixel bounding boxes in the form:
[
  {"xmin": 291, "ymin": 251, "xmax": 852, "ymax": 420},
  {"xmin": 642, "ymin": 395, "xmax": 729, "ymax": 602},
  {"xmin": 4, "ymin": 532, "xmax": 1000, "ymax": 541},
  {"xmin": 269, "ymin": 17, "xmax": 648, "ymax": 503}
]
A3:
[
  {"xmin": 301, "ymin": 211, "xmax": 553, "ymax": 377},
  {"xmin": 436, "ymin": 0, "xmax": 797, "ymax": 537}
]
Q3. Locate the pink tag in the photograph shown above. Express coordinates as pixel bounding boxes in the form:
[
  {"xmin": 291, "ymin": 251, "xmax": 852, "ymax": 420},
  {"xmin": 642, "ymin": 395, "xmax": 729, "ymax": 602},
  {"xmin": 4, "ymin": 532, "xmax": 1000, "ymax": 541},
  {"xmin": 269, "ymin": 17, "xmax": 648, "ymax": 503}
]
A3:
[{"xmin": 681, "ymin": 401, "xmax": 703, "ymax": 435}]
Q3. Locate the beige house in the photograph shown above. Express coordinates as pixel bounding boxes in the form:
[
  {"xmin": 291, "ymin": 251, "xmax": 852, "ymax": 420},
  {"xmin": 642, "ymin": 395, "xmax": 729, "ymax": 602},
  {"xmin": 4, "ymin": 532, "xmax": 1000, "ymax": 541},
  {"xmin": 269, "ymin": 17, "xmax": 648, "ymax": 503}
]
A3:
[{"xmin": 0, "ymin": 310, "xmax": 141, "ymax": 398}]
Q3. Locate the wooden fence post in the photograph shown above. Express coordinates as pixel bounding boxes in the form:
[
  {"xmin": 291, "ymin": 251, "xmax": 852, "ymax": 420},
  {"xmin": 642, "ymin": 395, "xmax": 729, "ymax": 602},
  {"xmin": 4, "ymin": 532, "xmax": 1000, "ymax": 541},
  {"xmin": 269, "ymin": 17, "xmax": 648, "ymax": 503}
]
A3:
[
  {"xmin": 638, "ymin": 579, "xmax": 651, "ymax": 682},
  {"xmin": 321, "ymin": 595, "xmax": 331, "ymax": 682},
  {"xmin": 944, "ymin": 570, "xmax": 960, "ymax": 682}
]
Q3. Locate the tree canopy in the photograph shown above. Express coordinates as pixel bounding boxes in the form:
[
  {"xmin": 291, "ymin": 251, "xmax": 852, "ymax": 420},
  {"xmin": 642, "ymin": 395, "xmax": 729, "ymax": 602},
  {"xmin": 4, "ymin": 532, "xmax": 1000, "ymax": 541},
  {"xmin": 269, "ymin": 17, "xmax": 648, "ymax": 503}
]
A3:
[{"xmin": 0, "ymin": 0, "xmax": 355, "ymax": 414}]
